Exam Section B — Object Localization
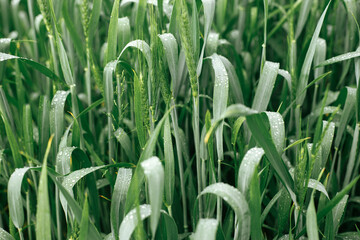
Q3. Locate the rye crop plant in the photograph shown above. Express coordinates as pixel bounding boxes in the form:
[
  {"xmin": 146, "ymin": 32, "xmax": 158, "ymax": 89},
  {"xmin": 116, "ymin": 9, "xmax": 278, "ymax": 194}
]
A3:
[{"xmin": 1, "ymin": 0, "xmax": 360, "ymax": 239}]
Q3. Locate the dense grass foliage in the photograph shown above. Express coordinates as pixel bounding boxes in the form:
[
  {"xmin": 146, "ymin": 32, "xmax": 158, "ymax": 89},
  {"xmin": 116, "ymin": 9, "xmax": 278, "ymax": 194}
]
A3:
[{"xmin": 1, "ymin": 0, "xmax": 360, "ymax": 239}]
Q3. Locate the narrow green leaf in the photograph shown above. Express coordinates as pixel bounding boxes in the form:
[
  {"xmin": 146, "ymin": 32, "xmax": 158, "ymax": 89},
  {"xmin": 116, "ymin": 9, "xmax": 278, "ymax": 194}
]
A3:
[
  {"xmin": 251, "ymin": 61, "xmax": 279, "ymax": 111},
  {"xmin": 317, "ymin": 176, "xmax": 359, "ymax": 220},
  {"xmin": 114, "ymin": 128, "xmax": 136, "ymax": 163},
  {"xmin": 119, "ymin": 204, "xmax": 151, "ymax": 240},
  {"xmin": 55, "ymin": 33, "xmax": 75, "ymax": 86},
  {"xmin": 110, "ymin": 168, "xmax": 132, "ymax": 239},
  {"xmin": 192, "ymin": 218, "xmax": 218, "ymax": 240},
  {"xmin": 88, "ymin": 0, "xmax": 102, "ymax": 41},
  {"xmin": 0, "ymin": 113, "xmax": 22, "ymax": 168},
  {"xmin": 295, "ymin": 0, "xmax": 312, "ymax": 39},
  {"xmin": 117, "ymin": 17, "xmax": 131, "ymax": 52},
  {"xmin": 36, "ymin": 136, "xmax": 52, "ymax": 240},
  {"xmin": 23, "ymin": 104, "xmax": 34, "ymax": 158},
  {"xmin": 237, "ymin": 147, "xmax": 264, "ymax": 194},
  {"xmin": 0, "ymin": 227, "xmax": 14, "ymax": 240},
  {"xmin": 335, "ymin": 87, "xmax": 356, "ymax": 148},
  {"xmin": 48, "ymin": 173, "xmax": 102, "ymax": 240},
  {"xmin": 266, "ymin": 112, "xmax": 285, "ymax": 154},
  {"xmin": 332, "ymin": 195, "xmax": 348, "ymax": 235},
  {"xmin": 196, "ymin": 0, "xmax": 215, "ymax": 76},
  {"xmin": 79, "ymin": 194, "xmax": 90, "ymax": 240},
  {"xmin": 199, "ymin": 183, "xmax": 250, "ymax": 240},
  {"xmin": 321, "ymin": 121, "xmax": 335, "ymax": 168},
  {"xmin": 38, "ymin": 96, "xmax": 50, "ymax": 160},
  {"xmin": 246, "ymin": 113, "xmax": 295, "ymax": 196},
  {"xmin": 0, "ymin": 52, "xmax": 60, "ymax": 81},
  {"xmin": 158, "ymin": 33, "xmax": 178, "ymax": 91},
  {"xmin": 103, "ymin": 61, "xmax": 116, "ymax": 114},
  {"xmin": 219, "ymin": 56, "xmax": 244, "ymax": 104},
  {"xmin": 314, "ymin": 38, "xmax": 326, "ymax": 79},
  {"xmin": 343, "ymin": 124, "xmax": 359, "ymax": 187},
  {"xmin": 296, "ymin": 2, "xmax": 331, "ymax": 106},
  {"xmin": 106, "ymin": 0, "xmax": 120, "ymax": 63},
  {"xmin": 50, "ymin": 90, "xmax": 70, "ymax": 156},
  {"xmin": 7, "ymin": 167, "xmax": 30, "ymax": 229},
  {"xmin": 141, "ymin": 156, "xmax": 164, "ymax": 239},
  {"xmin": 125, "ymin": 108, "xmax": 172, "ymax": 213},
  {"xmin": 316, "ymin": 50, "xmax": 360, "ymax": 68},
  {"xmin": 62, "ymin": 0, "xmax": 86, "ymax": 67},
  {"xmin": 306, "ymin": 196, "xmax": 319, "ymax": 240},
  {"xmin": 164, "ymin": 116, "xmax": 175, "ymax": 206},
  {"xmin": 119, "ymin": 40, "xmax": 151, "ymax": 68},
  {"xmin": 308, "ymin": 179, "xmax": 329, "ymax": 199},
  {"xmin": 210, "ymin": 53, "xmax": 229, "ymax": 121}
]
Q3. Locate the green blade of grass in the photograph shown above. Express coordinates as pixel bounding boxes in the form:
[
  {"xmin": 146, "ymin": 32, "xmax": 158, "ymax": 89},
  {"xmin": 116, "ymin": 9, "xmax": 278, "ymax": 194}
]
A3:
[
  {"xmin": 205, "ymin": 104, "xmax": 258, "ymax": 143},
  {"xmin": 192, "ymin": 218, "xmax": 218, "ymax": 240},
  {"xmin": 343, "ymin": 124, "xmax": 359, "ymax": 187},
  {"xmin": 158, "ymin": 33, "xmax": 179, "ymax": 92},
  {"xmin": 296, "ymin": 1, "xmax": 331, "ymax": 106},
  {"xmin": 246, "ymin": 113, "xmax": 295, "ymax": 197},
  {"xmin": 114, "ymin": 128, "xmax": 136, "ymax": 163},
  {"xmin": 125, "ymin": 108, "xmax": 172, "ymax": 213},
  {"xmin": 0, "ymin": 227, "xmax": 14, "ymax": 240},
  {"xmin": 141, "ymin": 156, "xmax": 164, "ymax": 239},
  {"xmin": 199, "ymin": 183, "xmax": 250, "ymax": 240},
  {"xmin": 106, "ymin": 0, "xmax": 120, "ymax": 63},
  {"xmin": 219, "ymin": 55, "xmax": 244, "ymax": 104},
  {"xmin": 7, "ymin": 167, "xmax": 30, "ymax": 229},
  {"xmin": 314, "ymin": 38, "xmax": 326, "ymax": 79},
  {"xmin": 55, "ymin": 33, "xmax": 75, "ymax": 86},
  {"xmin": 210, "ymin": 53, "xmax": 229, "ymax": 121},
  {"xmin": 38, "ymin": 96, "xmax": 50, "ymax": 160},
  {"xmin": 260, "ymin": 189, "xmax": 282, "ymax": 224},
  {"xmin": 266, "ymin": 112, "xmax": 285, "ymax": 154},
  {"xmin": 0, "ymin": 113, "xmax": 22, "ymax": 169},
  {"xmin": 50, "ymin": 90, "xmax": 70, "ymax": 157},
  {"xmin": 79, "ymin": 194, "xmax": 89, "ymax": 240},
  {"xmin": 316, "ymin": 50, "xmax": 360, "ymax": 68},
  {"xmin": 117, "ymin": 17, "xmax": 131, "ymax": 52},
  {"xmin": 110, "ymin": 168, "xmax": 132, "ymax": 239},
  {"xmin": 48, "ymin": 172, "xmax": 102, "ymax": 240},
  {"xmin": 35, "ymin": 136, "xmax": 53, "ymax": 240},
  {"xmin": 62, "ymin": 0, "xmax": 86, "ymax": 67},
  {"xmin": 251, "ymin": 61, "xmax": 279, "ymax": 111},
  {"xmin": 158, "ymin": 209, "xmax": 179, "ymax": 239},
  {"xmin": 0, "ymin": 52, "xmax": 60, "ymax": 81},
  {"xmin": 320, "ymin": 121, "xmax": 335, "ymax": 168},
  {"xmin": 23, "ymin": 105, "xmax": 34, "ymax": 159},
  {"xmin": 119, "ymin": 204, "xmax": 151, "ymax": 240},
  {"xmin": 295, "ymin": 0, "xmax": 312, "ymax": 39},
  {"xmin": 248, "ymin": 169, "xmax": 262, "ymax": 240},
  {"xmin": 191, "ymin": 0, "xmax": 199, "ymax": 60},
  {"xmin": 332, "ymin": 195, "xmax": 348, "ymax": 236},
  {"xmin": 119, "ymin": 39, "xmax": 151, "ymax": 68},
  {"xmin": 335, "ymin": 87, "xmax": 356, "ymax": 148},
  {"xmin": 164, "ymin": 116, "xmax": 175, "ymax": 206},
  {"xmin": 308, "ymin": 179, "xmax": 329, "ymax": 199},
  {"xmin": 88, "ymin": 0, "xmax": 102, "ymax": 42},
  {"xmin": 306, "ymin": 195, "xmax": 319, "ymax": 240},
  {"xmin": 237, "ymin": 147, "xmax": 264, "ymax": 194},
  {"xmin": 56, "ymin": 145, "xmax": 73, "ymax": 176},
  {"xmin": 196, "ymin": 0, "xmax": 215, "ymax": 76},
  {"xmin": 297, "ymin": 176, "xmax": 360, "ymax": 238}
]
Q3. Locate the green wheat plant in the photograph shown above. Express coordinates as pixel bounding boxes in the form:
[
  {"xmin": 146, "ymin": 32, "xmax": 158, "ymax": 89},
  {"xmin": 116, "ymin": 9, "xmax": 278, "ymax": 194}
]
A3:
[{"xmin": 1, "ymin": 0, "xmax": 360, "ymax": 239}]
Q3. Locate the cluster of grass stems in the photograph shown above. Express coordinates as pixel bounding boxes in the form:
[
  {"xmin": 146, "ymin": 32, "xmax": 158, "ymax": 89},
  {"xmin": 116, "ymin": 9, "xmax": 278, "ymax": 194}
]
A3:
[{"xmin": 1, "ymin": 0, "xmax": 360, "ymax": 239}]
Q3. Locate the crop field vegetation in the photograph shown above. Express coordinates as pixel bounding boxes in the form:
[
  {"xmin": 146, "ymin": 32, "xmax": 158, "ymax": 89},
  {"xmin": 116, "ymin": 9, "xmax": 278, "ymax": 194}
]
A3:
[{"xmin": 0, "ymin": 0, "xmax": 360, "ymax": 239}]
